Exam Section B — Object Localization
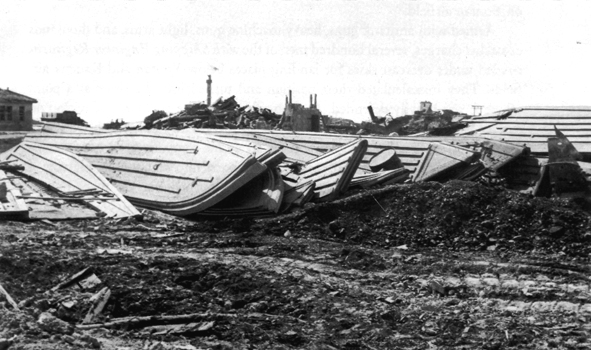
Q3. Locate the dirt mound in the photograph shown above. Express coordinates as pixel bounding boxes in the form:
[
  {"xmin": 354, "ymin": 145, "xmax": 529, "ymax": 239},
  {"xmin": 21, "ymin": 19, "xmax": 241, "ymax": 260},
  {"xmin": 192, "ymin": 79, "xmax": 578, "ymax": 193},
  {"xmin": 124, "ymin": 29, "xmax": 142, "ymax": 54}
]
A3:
[
  {"xmin": 2, "ymin": 180, "xmax": 591, "ymax": 349},
  {"xmin": 266, "ymin": 181, "xmax": 591, "ymax": 257}
]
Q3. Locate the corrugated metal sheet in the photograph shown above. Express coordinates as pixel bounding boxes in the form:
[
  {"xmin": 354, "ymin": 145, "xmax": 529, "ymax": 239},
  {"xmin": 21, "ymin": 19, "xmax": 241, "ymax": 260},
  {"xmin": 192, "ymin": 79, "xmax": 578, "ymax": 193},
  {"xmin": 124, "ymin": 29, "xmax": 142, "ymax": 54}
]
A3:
[
  {"xmin": 460, "ymin": 107, "xmax": 591, "ymax": 158},
  {"xmin": 195, "ymin": 129, "xmax": 527, "ymax": 180}
]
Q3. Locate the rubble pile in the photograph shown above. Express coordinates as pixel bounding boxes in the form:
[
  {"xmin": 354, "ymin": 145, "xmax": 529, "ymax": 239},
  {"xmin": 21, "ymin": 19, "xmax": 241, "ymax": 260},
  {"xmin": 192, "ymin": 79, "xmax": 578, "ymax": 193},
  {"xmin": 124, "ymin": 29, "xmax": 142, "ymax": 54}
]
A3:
[
  {"xmin": 271, "ymin": 180, "xmax": 591, "ymax": 257},
  {"xmin": 1, "ymin": 181, "xmax": 590, "ymax": 349},
  {"xmin": 363, "ymin": 103, "xmax": 468, "ymax": 136},
  {"xmin": 144, "ymin": 96, "xmax": 283, "ymax": 130}
]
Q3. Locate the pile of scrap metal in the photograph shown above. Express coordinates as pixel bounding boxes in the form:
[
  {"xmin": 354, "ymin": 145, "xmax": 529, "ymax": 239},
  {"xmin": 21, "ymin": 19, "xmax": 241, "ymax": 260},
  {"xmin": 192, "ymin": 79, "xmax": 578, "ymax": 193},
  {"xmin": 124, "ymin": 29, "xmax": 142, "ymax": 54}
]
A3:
[{"xmin": 141, "ymin": 96, "xmax": 283, "ymax": 131}]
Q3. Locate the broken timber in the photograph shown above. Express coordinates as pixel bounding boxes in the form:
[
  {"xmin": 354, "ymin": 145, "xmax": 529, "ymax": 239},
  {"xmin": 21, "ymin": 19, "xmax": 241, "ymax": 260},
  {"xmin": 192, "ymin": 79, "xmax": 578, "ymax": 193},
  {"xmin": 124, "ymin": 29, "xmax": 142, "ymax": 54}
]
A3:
[
  {"xmin": 77, "ymin": 312, "xmax": 306, "ymax": 330},
  {"xmin": 0, "ymin": 282, "xmax": 19, "ymax": 310},
  {"xmin": 287, "ymin": 139, "xmax": 368, "ymax": 201},
  {"xmin": 0, "ymin": 176, "xmax": 29, "ymax": 218},
  {"xmin": 83, "ymin": 287, "xmax": 111, "ymax": 324}
]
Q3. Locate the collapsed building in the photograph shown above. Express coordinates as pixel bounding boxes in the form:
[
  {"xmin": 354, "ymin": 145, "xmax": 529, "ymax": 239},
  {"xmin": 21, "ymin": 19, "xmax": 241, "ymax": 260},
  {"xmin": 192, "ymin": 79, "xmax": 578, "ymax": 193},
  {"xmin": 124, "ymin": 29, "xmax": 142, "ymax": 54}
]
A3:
[{"xmin": 41, "ymin": 110, "xmax": 89, "ymax": 127}]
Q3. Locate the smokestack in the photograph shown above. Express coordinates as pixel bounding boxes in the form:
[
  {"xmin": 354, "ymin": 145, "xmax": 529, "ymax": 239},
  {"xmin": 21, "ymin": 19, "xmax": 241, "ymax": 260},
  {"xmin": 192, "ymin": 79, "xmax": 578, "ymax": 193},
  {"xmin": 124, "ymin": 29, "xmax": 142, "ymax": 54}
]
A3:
[
  {"xmin": 289, "ymin": 90, "xmax": 292, "ymax": 104},
  {"xmin": 206, "ymin": 75, "xmax": 212, "ymax": 106},
  {"xmin": 367, "ymin": 106, "xmax": 376, "ymax": 122},
  {"xmin": 285, "ymin": 95, "xmax": 288, "ymax": 106},
  {"xmin": 314, "ymin": 94, "xmax": 317, "ymax": 108},
  {"xmin": 310, "ymin": 94, "xmax": 313, "ymax": 108}
]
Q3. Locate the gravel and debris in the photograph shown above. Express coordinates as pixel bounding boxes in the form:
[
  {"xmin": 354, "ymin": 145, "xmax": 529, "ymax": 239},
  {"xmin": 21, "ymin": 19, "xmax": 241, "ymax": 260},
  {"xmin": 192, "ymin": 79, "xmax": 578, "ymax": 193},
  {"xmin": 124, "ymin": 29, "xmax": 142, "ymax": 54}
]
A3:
[{"xmin": 1, "ymin": 181, "xmax": 591, "ymax": 349}]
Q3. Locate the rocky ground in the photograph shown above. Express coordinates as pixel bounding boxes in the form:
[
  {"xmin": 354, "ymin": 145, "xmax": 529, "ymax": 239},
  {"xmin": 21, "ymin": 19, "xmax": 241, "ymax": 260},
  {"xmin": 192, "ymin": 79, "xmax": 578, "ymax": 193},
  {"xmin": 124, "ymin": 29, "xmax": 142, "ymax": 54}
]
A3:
[{"xmin": 1, "ymin": 180, "xmax": 591, "ymax": 349}]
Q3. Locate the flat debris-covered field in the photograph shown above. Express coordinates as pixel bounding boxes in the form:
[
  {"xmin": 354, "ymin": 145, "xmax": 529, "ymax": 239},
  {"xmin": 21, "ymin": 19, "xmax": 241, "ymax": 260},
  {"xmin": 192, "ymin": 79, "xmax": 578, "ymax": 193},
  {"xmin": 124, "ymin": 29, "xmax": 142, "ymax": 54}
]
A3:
[{"xmin": 1, "ymin": 181, "xmax": 591, "ymax": 350}]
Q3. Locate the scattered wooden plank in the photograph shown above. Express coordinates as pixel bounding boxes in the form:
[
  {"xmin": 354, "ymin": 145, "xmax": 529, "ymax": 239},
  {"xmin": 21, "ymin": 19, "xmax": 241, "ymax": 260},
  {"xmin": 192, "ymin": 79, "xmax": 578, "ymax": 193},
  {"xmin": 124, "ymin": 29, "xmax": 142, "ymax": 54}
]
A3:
[
  {"xmin": 83, "ymin": 287, "xmax": 111, "ymax": 324},
  {"xmin": 0, "ymin": 282, "xmax": 19, "ymax": 310},
  {"xmin": 77, "ymin": 312, "xmax": 305, "ymax": 330},
  {"xmin": 28, "ymin": 206, "xmax": 99, "ymax": 220},
  {"xmin": 144, "ymin": 321, "xmax": 215, "ymax": 336},
  {"xmin": 17, "ymin": 195, "xmax": 120, "ymax": 201},
  {"xmin": 0, "ymin": 178, "xmax": 29, "ymax": 218},
  {"xmin": 52, "ymin": 267, "xmax": 94, "ymax": 291},
  {"xmin": 150, "ymin": 232, "xmax": 186, "ymax": 239}
]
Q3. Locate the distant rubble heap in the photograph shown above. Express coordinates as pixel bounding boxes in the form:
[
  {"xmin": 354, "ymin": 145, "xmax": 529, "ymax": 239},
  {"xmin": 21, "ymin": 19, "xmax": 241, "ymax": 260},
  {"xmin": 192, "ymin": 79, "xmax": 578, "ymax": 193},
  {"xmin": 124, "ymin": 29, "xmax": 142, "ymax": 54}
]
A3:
[
  {"xmin": 136, "ymin": 91, "xmax": 339, "ymax": 133},
  {"xmin": 139, "ymin": 96, "xmax": 283, "ymax": 131},
  {"xmin": 118, "ymin": 96, "xmax": 466, "ymax": 137},
  {"xmin": 363, "ymin": 101, "xmax": 469, "ymax": 136}
]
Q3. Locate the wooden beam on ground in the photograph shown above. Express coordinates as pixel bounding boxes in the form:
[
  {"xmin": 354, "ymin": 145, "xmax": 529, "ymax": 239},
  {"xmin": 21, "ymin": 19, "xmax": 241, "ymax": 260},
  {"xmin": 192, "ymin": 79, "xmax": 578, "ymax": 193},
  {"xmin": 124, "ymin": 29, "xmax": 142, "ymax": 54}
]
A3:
[
  {"xmin": 83, "ymin": 287, "xmax": 111, "ymax": 324},
  {"xmin": 77, "ymin": 312, "xmax": 306, "ymax": 330},
  {"xmin": 51, "ymin": 267, "xmax": 94, "ymax": 291},
  {"xmin": 0, "ymin": 282, "xmax": 19, "ymax": 310}
]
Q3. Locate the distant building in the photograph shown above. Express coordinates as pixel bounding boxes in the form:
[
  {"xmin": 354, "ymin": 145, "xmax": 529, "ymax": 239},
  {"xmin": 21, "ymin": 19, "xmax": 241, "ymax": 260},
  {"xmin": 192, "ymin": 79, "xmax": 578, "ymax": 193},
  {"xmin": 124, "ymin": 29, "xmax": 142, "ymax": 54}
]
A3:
[
  {"xmin": 0, "ymin": 88, "xmax": 37, "ymax": 131},
  {"xmin": 41, "ymin": 110, "xmax": 89, "ymax": 127},
  {"xmin": 103, "ymin": 119, "xmax": 126, "ymax": 130},
  {"xmin": 280, "ymin": 91, "xmax": 325, "ymax": 132},
  {"xmin": 419, "ymin": 101, "xmax": 433, "ymax": 114}
]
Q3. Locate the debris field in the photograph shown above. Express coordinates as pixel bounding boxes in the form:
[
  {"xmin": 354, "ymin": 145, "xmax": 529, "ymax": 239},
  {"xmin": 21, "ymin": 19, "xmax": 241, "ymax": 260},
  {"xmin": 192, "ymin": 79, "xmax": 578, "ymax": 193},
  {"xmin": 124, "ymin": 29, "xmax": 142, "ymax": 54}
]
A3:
[
  {"xmin": 1, "ymin": 181, "xmax": 591, "ymax": 349},
  {"xmin": 2, "ymin": 105, "xmax": 591, "ymax": 349}
]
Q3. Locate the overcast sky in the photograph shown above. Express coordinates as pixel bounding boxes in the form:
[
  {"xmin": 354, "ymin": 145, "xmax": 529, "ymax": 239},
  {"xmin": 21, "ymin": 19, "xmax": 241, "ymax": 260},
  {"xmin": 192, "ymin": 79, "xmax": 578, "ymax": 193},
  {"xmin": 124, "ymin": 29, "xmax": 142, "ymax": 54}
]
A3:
[{"xmin": 2, "ymin": 0, "xmax": 591, "ymax": 127}]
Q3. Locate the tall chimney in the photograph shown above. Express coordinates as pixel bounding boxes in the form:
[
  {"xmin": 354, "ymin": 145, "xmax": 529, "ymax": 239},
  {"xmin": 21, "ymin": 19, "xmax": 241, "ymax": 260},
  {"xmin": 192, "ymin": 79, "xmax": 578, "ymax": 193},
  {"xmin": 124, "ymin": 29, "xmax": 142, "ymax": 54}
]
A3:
[
  {"xmin": 309, "ymin": 94, "xmax": 313, "ymax": 108},
  {"xmin": 314, "ymin": 94, "xmax": 317, "ymax": 108},
  {"xmin": 367, "ymin": 106, "xmax": 376, "ymax": 121},
  {"xmin": 289, "ymin": 90, "xmax": 292, "ymax": 104},
  {"xmin": 206, "ymin": 75, "xmax": 212, "ymax": 106}
]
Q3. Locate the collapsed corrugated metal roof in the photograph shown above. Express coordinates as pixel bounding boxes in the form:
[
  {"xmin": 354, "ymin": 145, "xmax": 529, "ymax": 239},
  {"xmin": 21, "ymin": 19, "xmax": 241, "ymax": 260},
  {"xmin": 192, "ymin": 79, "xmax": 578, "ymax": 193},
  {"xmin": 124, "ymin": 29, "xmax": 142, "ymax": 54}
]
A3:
[{"xmin": 457, "ymin": 106, "xmax": 591, "ymax": 159}]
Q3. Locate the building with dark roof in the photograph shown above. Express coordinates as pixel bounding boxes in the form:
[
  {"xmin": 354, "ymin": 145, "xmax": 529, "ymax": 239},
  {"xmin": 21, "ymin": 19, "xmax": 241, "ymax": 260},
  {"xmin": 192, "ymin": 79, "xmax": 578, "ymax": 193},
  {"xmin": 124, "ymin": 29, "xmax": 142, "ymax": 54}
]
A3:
[
  {"xmin": 41, "ymin": 110, "xmax": 89, "ymax": 127},
  {"xmin": 0, "ymin": 88, "xmax": 38, "ymax": 131}
]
